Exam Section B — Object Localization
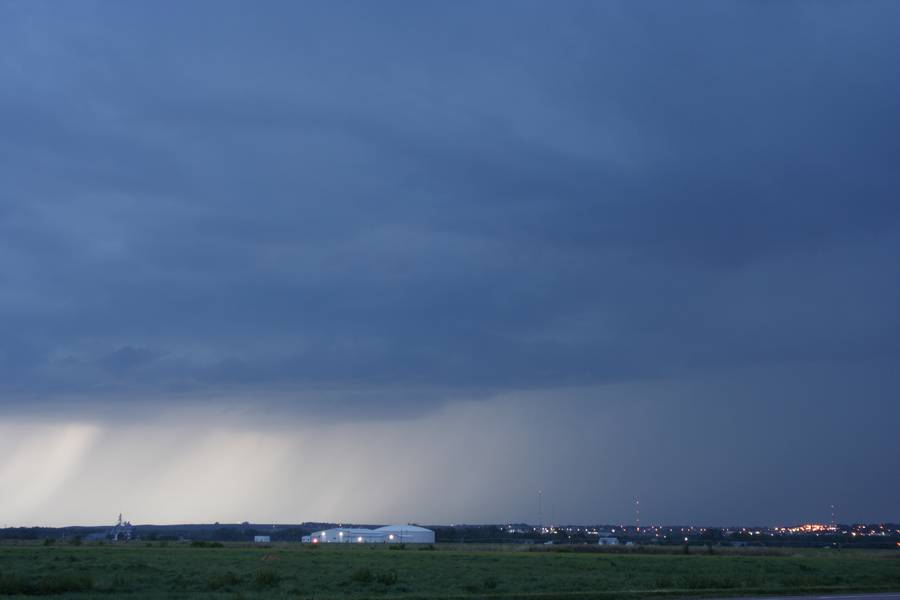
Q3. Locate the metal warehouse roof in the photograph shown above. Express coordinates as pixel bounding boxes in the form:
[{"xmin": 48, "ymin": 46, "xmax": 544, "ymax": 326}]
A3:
[{"xmin": 374, "ymin": 525, "xmax": 432, "ymax": 532}]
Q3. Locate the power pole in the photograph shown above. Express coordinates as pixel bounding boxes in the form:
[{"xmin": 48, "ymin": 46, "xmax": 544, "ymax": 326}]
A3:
[
  {"xmin": 550, "ymin": 502, "xmax": 555, "ymax": 533},
  {"xmin": 538, "ymin": 490, "xmax": 543, "ymax": 532},
  {"xmin": 634, "ymin": 497, "xmax": 640, "ymax": 533}
]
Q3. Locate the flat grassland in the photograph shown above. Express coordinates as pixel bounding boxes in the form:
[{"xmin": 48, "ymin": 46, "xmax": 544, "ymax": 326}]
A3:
[{"xmin": 0, "ymin": 542, "xmax": 898, "ymax": 599}]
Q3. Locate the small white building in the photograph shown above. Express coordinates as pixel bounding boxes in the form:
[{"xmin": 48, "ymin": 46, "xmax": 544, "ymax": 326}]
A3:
[
  {"xmin": 254, "ymin": 535, "xmax": 271, "ymax": 543},
  {"xmin": 308, "ymin": 525, "xmax": 434, "ymax": 544},
  {"xmin": 598, "ymin": 536, "xmax": 620, "ymax": 546}
]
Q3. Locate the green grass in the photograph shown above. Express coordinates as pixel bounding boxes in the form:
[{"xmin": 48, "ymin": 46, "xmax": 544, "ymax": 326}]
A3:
[{"xmin": 0, "ymin": 542, "xmax": 897, "ymax": 599}]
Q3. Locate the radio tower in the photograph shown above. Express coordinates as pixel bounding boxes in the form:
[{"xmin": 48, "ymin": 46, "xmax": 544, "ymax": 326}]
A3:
[
  {"xmin": 830, "ymin": 504, "xmax": 836, "ymax": 529},
  {"xmin": 634, "ymin": 497, "xmax": 641, "ymax": 533}
]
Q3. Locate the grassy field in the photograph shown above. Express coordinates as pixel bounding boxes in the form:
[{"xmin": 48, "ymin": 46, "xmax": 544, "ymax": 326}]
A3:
[{"xmin": 0, "ymin": 542, "xmax": 898, "ymax": 599}]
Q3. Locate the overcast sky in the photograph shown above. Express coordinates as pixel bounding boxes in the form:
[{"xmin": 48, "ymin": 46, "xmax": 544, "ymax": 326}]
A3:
[{"xmin": 1, "ymin": 1, "xmax": 898, "ymax": 527}]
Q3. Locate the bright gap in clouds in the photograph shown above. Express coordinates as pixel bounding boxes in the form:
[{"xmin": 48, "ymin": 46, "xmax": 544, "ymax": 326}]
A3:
[
  {"xmin": 2, "ymin": 362, "xmax": 897, "ymax": 527},
  {"xmin": 0, "ymin": 393, "xmax": 558, "ymax": 527},
  {"xmin": 0, "ymin": 422, "xmax": 100, "ymax": 525}
]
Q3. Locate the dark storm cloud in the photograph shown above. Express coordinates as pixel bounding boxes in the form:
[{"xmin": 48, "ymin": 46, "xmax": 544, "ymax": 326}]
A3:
[
  {"xmin": 1, "ymin": 0, "xmax": 899, "ymax": 403},
  {"xmin": 2, "ymin": 1, "xmax": 900, "ymax": 526}
]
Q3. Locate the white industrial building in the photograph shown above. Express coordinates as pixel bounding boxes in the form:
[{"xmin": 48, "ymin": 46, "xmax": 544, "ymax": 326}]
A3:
[
  {"xmin": 308, "ymin": 525, "xmax": 434, "ymax": 544},
  {"xmin": 598, "ymin": 536, "xmax": 620, "ymax": 545}
]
